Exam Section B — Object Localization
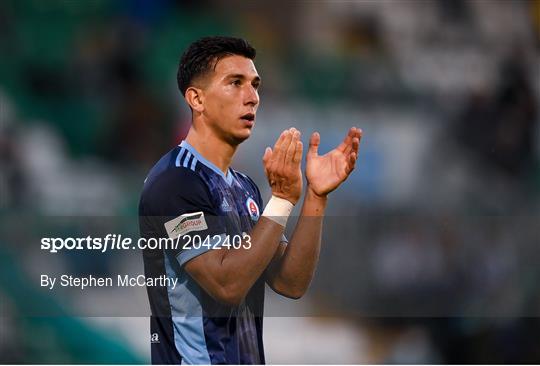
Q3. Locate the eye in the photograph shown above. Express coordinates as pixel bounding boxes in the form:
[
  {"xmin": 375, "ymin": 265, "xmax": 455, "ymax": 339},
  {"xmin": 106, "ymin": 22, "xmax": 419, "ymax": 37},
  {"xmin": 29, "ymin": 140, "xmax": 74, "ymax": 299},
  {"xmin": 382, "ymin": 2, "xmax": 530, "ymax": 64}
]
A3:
[{"xmin": 232, "ymin": 79, "xmax": 241, "ymax": 86}]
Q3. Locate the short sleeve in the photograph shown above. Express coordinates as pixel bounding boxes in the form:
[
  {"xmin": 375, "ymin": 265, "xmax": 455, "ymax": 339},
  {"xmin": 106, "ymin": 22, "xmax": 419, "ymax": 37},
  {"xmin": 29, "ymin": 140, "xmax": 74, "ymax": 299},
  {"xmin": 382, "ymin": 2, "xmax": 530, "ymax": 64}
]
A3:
[{"xmin": 140, "ymin": 168, "xmax": 226, "ymax": 266}]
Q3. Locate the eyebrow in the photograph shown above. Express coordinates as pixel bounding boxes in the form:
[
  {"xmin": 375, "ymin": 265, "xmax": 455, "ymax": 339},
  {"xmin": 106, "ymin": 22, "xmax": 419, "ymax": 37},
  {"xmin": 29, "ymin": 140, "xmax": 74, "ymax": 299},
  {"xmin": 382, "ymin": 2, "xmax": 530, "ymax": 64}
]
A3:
[{"xmin": 226, "ymin": 74, "xmax": 261, "ymax": 83}]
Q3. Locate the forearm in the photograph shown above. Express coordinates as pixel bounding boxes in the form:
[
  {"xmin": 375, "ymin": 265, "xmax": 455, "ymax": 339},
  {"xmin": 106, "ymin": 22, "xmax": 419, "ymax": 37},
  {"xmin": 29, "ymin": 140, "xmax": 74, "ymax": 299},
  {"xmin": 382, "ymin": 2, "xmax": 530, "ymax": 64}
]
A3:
[
  {"xmin": 216, "ymin": 217, "xmax": 285, "ymax": 300},
  {"xmin": 268, "ymin": 186, "xmax": 327, "ymax": 297}
]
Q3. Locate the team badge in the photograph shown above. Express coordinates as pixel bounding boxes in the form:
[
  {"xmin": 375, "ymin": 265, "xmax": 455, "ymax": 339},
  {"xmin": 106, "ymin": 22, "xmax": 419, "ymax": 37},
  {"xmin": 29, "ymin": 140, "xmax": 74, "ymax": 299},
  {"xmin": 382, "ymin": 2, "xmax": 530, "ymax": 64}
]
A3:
[{"xmin": 246, "ymin": 197, "xmax": 260, "ymax": 221}]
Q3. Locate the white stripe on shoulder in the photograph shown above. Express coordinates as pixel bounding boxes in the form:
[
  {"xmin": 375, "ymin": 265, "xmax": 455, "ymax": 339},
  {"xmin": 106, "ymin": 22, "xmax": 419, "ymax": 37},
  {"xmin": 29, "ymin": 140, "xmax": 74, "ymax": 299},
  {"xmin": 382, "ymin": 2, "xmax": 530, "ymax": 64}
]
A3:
[
  {"xmin": 182, "ymin": 151, "xmax": 192, "ymax": 168},
  {"xmin": 190, "ymin": 157, "xmax": 198, "ymax": 171}
]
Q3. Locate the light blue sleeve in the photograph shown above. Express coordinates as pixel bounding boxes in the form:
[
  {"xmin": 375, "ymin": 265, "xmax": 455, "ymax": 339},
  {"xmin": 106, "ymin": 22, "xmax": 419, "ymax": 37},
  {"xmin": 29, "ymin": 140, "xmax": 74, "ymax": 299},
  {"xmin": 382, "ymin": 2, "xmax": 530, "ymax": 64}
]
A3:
[{"xmin": 176, "ymin": 233, "xmax": 226, "ymax": 267}]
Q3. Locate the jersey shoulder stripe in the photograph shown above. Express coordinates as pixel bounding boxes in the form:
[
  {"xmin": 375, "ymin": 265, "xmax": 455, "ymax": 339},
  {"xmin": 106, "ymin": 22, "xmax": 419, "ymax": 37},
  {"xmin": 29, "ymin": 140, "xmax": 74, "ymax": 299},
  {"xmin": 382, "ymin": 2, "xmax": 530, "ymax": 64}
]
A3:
[{"xmin": 175, "ymin": 147, "xmax": 198, "ymax": 171}]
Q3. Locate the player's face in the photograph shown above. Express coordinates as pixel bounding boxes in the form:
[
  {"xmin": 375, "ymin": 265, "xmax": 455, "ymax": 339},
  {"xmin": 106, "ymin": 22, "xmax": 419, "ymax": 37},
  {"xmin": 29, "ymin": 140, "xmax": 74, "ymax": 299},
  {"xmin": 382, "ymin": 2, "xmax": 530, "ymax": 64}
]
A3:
[{"xmin": 202, "ymin": 55, "xmax": 260, "ymax": 145}]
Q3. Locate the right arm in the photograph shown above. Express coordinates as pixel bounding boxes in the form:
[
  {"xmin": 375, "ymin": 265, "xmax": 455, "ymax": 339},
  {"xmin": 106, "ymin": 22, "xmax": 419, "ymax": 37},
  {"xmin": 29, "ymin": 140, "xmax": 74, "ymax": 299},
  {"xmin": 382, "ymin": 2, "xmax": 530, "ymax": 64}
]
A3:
[
  {"xmin": 185, "ymin": 129, "xmax": 303, "ymax": 306},
  {"xmin": 185, "ymin": 216, "xmax": 284, "ymax": 305}
]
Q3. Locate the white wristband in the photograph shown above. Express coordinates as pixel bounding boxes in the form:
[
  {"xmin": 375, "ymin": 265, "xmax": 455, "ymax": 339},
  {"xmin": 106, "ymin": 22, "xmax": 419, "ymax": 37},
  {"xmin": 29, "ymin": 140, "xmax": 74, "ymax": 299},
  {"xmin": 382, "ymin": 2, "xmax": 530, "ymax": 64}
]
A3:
[{"xmin": 262, "ymin": 196, "xmax": 294, "ymax": 227}]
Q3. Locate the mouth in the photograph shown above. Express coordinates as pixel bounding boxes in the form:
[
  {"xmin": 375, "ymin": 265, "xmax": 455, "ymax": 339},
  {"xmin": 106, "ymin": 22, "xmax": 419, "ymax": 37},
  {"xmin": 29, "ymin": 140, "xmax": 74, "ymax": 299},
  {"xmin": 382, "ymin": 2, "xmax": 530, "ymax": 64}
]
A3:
[{"xmin": 240, "ymin": 113, "xmax": 255, "ymax": 122}]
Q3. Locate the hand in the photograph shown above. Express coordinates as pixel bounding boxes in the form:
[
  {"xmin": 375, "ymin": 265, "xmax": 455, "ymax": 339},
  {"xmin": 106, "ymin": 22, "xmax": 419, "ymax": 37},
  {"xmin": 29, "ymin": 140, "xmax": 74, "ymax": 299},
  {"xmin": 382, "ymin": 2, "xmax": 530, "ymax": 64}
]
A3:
[
  {"xmin": 305, "ymin": 127, "xmax": 362, "ymax": 197},
  {"xmin": 262, "ymin": 128, "xmax": 303, "ymax": 205}
]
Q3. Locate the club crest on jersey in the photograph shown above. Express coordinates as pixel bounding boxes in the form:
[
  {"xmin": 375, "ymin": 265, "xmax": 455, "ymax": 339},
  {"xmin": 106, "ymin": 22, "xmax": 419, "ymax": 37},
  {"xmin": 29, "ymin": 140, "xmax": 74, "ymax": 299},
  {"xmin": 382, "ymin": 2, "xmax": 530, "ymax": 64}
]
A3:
[
  {"xmin": 164, "ymin": 211, "xmax": 208, "ymax": 238},
  {"xmin": 246, "ymin": 197, "xmax": 260, "ymax": 221}
]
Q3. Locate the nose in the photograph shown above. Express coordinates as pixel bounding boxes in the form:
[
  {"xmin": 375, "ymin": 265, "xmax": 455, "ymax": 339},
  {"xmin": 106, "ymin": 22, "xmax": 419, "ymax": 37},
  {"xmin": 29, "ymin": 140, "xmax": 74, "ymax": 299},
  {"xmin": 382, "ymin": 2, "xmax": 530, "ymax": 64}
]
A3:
[{"xmin": 244, "ymin": 85, "xmax": 259, "ymax": 107}]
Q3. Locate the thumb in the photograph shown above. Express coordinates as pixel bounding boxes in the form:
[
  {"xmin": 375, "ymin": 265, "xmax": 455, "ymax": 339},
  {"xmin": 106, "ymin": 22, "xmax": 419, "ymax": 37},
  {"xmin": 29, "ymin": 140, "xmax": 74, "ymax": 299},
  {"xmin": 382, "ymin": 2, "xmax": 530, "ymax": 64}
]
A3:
[
  {"xmin": 262, "ymin": 147, "xmax": 272, "ymax": 164},
  {"xmin": 308, "ymin": 132, "xmax": 320, "ymax": 157}
]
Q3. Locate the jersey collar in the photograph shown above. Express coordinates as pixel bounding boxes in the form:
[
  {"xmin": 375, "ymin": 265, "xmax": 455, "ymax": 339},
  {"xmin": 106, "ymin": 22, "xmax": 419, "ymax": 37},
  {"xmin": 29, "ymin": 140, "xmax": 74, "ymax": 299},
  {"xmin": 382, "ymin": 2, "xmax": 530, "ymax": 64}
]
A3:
[{"xmin": 179, "ymin": 140, "xmax": 234, "ymax": 185}]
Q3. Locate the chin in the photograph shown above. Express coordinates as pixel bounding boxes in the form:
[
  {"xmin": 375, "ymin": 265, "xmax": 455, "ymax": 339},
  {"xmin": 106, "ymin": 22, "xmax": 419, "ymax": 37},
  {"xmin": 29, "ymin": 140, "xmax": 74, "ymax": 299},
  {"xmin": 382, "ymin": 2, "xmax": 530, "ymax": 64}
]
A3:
[
  {"xmin": 227, "ymin": 130, "xmax": 251, "ymax": 146},
  {"xmin": 237, "ymin": 131, "xmax": 252, "ymax": 143}
]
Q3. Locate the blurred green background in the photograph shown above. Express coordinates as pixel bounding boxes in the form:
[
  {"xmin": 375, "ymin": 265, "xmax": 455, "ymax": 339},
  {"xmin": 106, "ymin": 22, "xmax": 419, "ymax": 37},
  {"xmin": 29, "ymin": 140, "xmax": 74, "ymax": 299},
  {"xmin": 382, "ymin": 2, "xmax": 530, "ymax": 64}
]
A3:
[{"xmin": 1, "ymin": 0, "xmax": 540, "ymax": 363}]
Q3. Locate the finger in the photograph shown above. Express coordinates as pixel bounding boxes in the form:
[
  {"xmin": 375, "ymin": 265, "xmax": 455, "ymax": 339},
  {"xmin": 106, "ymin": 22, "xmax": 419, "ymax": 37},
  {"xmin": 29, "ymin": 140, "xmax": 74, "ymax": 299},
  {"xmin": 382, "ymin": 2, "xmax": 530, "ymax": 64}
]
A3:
[
  {"xmin": 293, "ymin": 141, "xmax": 303, "ymax": 164},
  {"xmin": 285, "ymin": 130, "xmax": 300, "ymax": 165},
  {"xmin": 344, "ymin": 127, "xmax": 361, "ymax": 155},
  {"xmin": 346, "ymin": 151, "xmax": 357, "ymax": 174},
  {"xmin": 351, "ymin": 128, "xmax": 362, "ymax": 153},
  {"xmin": 338, "ymin": 127, "xmax": 356, "ymax": 153},
  {"xmin": 279, "ymin": 130, "xmax": 293, "ymax": 166},
  {"xmin": 264, "ymin": 148, "xmax": 277, "ymax": 186},
  {"xmin": 355, "ymin": 128, "xmax": 363, "ymax": 145},
  {"xmin": 288, "ymin": 127, "xmax": 299, "ymax": 148},
  {"xmin": 308, "ymin": 132, "xmax": 320, "ymax": 158},
  {"xmin": 350, "ymin": 136, "xmax": 359, "ymax": 155},
  {"xmin": 262, "ymin": 147, "xmax": 272, "ymax": 176},
  {"xmin": 345, "ymin": 127, "xmax": 363, "ymax": 155},
  {"xmin": 273, "ymin": 130, "xmax": 290, "ymax": 167},
  {"xmin": 262, "ymin": 146, "xmax": 272, "ymax": 166},
  {"xmin": 273, "ymin": 130, "xmax": 287, "ymax": 152}
]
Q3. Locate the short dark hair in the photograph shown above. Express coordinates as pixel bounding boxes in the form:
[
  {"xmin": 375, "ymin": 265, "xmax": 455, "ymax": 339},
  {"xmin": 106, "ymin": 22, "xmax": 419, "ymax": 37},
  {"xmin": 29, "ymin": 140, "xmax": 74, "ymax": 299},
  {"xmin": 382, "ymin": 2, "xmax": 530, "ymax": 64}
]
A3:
[{"xmin": 177, "ymin": 36, "xmax": 256, "ymax": 96}]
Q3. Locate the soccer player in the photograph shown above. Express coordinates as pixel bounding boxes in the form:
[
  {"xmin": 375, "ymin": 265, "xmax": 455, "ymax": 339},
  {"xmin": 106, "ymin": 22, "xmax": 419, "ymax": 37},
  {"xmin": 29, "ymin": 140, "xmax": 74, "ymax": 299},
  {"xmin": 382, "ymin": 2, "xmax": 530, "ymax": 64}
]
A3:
[{"xmin": 139, "ymin": 36, "xmax": 361, "ymax": 364}]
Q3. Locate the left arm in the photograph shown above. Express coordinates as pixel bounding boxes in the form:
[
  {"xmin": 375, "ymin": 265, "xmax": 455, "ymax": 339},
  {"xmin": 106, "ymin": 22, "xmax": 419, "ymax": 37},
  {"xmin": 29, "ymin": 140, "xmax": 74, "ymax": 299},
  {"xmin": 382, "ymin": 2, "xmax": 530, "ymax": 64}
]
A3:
[
  {"xmin": 266, "ymin": 127, "xmax": 362, "ymax": 298},
  {"xmin": 265, "ymin": 186, "xmax": 327, "ymax": 299}
]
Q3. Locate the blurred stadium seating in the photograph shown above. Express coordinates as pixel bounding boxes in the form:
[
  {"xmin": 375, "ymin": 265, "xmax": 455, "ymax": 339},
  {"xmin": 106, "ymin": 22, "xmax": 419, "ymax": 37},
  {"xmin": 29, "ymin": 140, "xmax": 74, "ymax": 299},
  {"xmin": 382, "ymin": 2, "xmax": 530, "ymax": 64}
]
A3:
[{"xmin": 0, "ymin": 0, "xmax": 539, "ymax": 363}]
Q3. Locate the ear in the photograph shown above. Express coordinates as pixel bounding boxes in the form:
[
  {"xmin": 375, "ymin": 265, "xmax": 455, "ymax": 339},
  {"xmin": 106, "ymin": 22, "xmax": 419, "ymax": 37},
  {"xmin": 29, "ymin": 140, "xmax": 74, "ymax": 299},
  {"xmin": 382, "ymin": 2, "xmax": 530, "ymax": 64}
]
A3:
[{"xmin": 184, "ymin": 86, "xmax": 204, "ymax": 113}]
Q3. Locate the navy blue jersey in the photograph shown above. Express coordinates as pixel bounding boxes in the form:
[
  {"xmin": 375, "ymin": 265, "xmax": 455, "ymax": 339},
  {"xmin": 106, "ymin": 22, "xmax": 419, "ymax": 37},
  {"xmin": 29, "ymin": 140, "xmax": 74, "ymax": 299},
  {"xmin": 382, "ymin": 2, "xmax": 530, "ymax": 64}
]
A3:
[{"xmin": 139, "ymin": 140, "xmax": 270, "ymax": 364}]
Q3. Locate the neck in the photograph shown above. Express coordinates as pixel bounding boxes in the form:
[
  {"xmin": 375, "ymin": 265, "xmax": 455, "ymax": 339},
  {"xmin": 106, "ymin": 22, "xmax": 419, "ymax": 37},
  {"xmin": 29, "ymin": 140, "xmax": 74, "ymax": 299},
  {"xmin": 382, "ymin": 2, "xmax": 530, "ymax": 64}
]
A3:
[{"xmin": 184, "ymin": 126, "xmax": 236, "ymax": 175}]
